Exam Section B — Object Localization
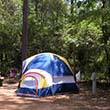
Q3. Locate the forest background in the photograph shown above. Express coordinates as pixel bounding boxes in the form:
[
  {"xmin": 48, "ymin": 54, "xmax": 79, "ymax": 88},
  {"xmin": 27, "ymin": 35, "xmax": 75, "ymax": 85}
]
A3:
[{"xmin": 0, "ymin": 0, "xmax": 110, "ymax": 81}]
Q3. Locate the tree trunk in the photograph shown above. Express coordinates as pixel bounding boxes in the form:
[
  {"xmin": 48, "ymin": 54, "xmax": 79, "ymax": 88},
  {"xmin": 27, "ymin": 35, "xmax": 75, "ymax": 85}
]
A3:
[
  {"xmin": 101, "ymin": 0, "xmax": 110, "ymax": 77},
  {"xmin": 71, "ymin": 0, "xmax": 73, "ymax": 14},
  {"xmin": 22, "ymin": 0, "xmax": 28, "ymax": 61}
]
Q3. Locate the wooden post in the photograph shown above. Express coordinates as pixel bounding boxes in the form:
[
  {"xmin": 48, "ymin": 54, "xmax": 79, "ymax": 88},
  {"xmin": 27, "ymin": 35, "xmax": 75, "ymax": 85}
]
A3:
[{"xmin": 91, "ymin": 72, "xmax": 96, "ymax": 94}]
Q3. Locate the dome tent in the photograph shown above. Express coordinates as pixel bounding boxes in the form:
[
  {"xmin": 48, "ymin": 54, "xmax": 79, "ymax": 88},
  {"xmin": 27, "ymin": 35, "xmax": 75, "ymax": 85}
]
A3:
[{"xmin": 17, "ymin": 53, "xmax": 79, "ymax": 97}]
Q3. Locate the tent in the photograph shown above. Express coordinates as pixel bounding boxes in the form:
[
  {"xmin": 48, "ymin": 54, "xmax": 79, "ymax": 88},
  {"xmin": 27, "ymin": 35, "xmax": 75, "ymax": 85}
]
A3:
[{"xmin": 17, "ymin": 53, "xmax": 79, "ymax": 97}]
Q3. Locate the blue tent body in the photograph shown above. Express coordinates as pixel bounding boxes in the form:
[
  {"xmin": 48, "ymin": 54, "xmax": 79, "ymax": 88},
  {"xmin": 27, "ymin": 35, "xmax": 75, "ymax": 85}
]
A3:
[{"xmin": 17, "ymin": 53, "xmax": 79, "ymax": 97}]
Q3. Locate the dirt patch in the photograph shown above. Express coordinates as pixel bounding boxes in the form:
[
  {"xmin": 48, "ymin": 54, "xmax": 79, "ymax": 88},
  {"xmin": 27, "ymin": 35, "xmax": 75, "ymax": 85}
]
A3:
[{"xmin": 0, "ymin": 80, "xmax": 110, "ymax": 110}]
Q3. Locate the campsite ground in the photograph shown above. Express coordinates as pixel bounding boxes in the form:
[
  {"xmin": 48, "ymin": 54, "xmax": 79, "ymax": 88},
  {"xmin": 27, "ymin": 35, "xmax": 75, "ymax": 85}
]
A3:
[{"xmin": 0, "ymin": 79, "xmax": 110, "ymax": 110}]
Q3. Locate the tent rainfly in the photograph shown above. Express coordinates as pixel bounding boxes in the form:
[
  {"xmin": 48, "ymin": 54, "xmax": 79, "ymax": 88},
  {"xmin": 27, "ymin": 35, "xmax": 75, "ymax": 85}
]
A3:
[{"xmin": 17, "ymin": 53, "xmax": 79, "ymax": 97}]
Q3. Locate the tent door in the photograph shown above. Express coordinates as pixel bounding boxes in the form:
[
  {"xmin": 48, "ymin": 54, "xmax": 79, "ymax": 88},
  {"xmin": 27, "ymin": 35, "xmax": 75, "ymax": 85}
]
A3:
[{"xmin": 21, "ymin": 76, "xmax": 38, "ymax": 96}]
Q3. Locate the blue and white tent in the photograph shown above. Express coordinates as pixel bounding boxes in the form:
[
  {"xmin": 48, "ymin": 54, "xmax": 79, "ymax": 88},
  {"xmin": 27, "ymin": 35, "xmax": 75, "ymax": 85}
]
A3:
[{"xmin": 17, "ymin": 53, "xmax": 79, "ymax": 97}]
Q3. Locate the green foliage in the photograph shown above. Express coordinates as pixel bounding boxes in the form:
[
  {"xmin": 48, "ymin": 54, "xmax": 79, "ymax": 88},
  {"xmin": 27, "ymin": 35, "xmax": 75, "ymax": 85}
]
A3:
[
  {"xmin": 27, "ymin": 0, "xmax": 68, "ymax": 56},
  {"xmin": 0, "ymin": 0, "xmax": 22, "ymax": 74},
  {"xmin": 64, "ymin": 0, "xmax": 110, "ymax": 78},
  {"xmin": 0, "ymin": 0, "xmax": 110, "ymax": 80}
]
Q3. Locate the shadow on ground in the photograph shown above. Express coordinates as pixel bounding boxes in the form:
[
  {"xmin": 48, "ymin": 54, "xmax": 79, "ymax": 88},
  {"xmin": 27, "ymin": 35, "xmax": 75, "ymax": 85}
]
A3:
[{"xmin": 0, "ymin": 79, "xmax": 110, "ymax": 110}]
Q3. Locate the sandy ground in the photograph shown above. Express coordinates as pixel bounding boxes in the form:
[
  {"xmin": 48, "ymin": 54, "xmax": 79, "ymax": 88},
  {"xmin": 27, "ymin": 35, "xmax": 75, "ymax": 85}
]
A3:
[{"xmin": 0, "ymin": 80, "xmax": 110, "ymax": 110}]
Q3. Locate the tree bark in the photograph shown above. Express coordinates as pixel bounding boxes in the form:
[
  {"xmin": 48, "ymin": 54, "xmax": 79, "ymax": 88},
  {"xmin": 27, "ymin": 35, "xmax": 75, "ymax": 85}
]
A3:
[
  {"xmin": 101, "ymin": 0, "xmax": 110, "ymax": 77},
  {"xmin": 22, "ymin": 0, "xmax": 28, "ymax": 61}
]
